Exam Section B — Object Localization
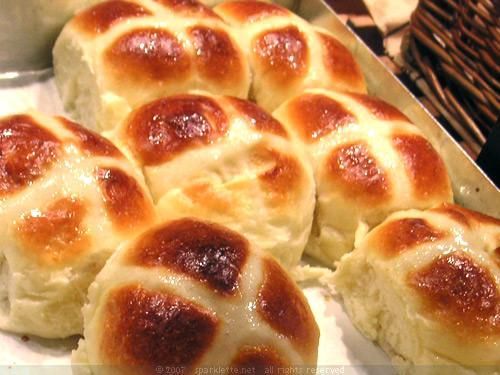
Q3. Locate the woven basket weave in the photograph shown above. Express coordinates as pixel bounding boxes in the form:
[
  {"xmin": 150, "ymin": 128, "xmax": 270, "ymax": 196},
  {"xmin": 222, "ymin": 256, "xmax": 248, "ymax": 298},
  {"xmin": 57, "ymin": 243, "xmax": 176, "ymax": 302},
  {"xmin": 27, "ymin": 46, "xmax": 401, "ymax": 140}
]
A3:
[{"xmin": 408, "ymin": 0, "xmax": 499, "ymax": 154}]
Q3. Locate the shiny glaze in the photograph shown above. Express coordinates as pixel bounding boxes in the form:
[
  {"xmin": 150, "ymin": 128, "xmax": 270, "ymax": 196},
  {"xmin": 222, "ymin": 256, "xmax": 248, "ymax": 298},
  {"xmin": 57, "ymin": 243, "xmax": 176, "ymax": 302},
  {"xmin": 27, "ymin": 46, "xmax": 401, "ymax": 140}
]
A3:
[
  {"xmin": 286, "ymin": 93, "xmax": 355, "ymax": 142},
  {"xmin": 392, "ymin": 134, "xmax": 450, "ymax": 201},
  {"xmin": 105, "ymin": 28, "xmax": 190, "ymax": 83},
  {"xmin": 257, "ymin": 258, "xmax": 319, "ymax": 359},
  {"xmin": 15, "ymin": 197, "xmax": 89, "ymax": 266},
  {"xmin": 227, "ymin": 97, "xmax": 287, "ymax": 137},
  {"xmin": 0, "ymin": 114, "xmax": 60, "ymax": 196},
  {"xmin": 58, "ymin": 117, "xmax": 122, "ymax": 158},
  {"xmin": 101, "ymin": 284, "xmax": 218, "ymax": 370},
  {"xmin": 96, "ymin": 166, "xmax": 153, "ymax": 231},
  {"xmin": 253, "ymin": 26, "xmax": 309, "ymax": 84},
  {"xmin": 326, "ymin": 142, "xmax": 390, "ymax": 205},
  {"xmin": 347, "ymin": 93, "xmax": 410, "ymax": 122},
  {"xmin": 125, "ymin": 95, "xmax": 228, "ymax": 165},
  {"xmin": 74, "ymin": 0, "xmax": 151, "ymax": 35},
  {"xmin": 409, "ymin": 253, "xmax": 500, "ymax": 338},
  {"xmin": 371, "ymin": 218, "xmax": 445, "ymax": 258},
  {"xmin": 127, "ymin": 218, "xmax": 249, "ymax": 295},
  {"xmin": 189, "ymin": 26, "xmax": 244, "ymax": 85}
]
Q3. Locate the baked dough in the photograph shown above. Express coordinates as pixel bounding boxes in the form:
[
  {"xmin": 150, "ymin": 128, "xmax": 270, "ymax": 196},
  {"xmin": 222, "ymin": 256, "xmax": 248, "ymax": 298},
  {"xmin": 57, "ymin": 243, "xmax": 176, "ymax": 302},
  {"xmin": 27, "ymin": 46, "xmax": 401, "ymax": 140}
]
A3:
[
  {"xmin": 53, "ymin": 0, "xmax": 250, "ymax": 130},
  {"xmin": 214, "ymin": 0, "xmax": 366, "ymax": 111},
  {"xmin": 109, "ymin": 92, "xmax": 315, "ymax": 268},
  {"xmin": 334, "ymin": 204, "xmax": 500, "ymax": 374},
  {"xmin": 200, "ymin": 0, "xmax": 295, "ymax": 9},
  {"xmin": 273, "ymin": 88, "xmax": 453, "ymax": 265},
  {"xmin": 0, "ymin": 112, "xmax": 155, "ymax": 338},
  {"xmin": 73, "ymin": 217, "xmax": 319, "ymax": 374}
]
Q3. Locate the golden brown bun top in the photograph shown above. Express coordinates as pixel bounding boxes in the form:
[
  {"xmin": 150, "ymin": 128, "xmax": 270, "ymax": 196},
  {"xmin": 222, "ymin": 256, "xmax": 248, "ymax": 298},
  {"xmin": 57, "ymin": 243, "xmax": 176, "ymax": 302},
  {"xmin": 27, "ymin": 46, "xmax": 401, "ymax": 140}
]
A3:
[
  {"xmin": 214, "ymin": 0, "xmax": 366, "ymax": 111},
  {"xmin": 214, "ymin": 1, "xmax": 291, "ymax": 23},
  {"xmin": 73, "ymin": 0, "xmax": 220, "ymax": 36},
  {"xmin": 96, "ymin": 218, "xmax": 319, "ymax": 370},
  {"xmin": 123, "ymin": 93, "xmax": 288, "ymax": 166},
  {"xmin": 126, "ymin": 218, "xmax": 250, "ymax": 295},
  {"xmin": 0, "ymin": 114, "xmax": 62, "ymax": 197},
  {"xmin": 101, "ymin": 283, "xmax": 219, "ymax": 370},
  {"xmin": 119, "ymin": 93, "xmax": 308, "ymax": 209},
  {"xmin": 274, "ymin": 90, "xmax": 452, "ymax": 206},
  {"xmin": 67, "ymin": 0, "xmax": 249, "ymax": 100},
  {"xmin": 0, "ymin": 113, "xmax": 154, "ymax": 267},
  {"xmin": 365, "ymin": 204, "xmax": 500, "ymax": 339},
  {"xmin": 124, "ymin": 94, "xmax": 232, "ymax": 166}
]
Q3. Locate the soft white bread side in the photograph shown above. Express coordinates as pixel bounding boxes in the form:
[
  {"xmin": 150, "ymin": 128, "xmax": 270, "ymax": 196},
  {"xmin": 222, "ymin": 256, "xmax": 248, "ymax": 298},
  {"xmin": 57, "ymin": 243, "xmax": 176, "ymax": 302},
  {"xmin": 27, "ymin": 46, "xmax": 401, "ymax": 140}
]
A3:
[
  {"xmin": 73, "ymin": 218, "xmax": 319, "ymax": 374},
  {"xmin": 108, "ymin": 92, "xmax": 315, "ymax": 268},
  {"xmin": 273, "ymin": 89, "xmax": 453, "ymax": 265},
  {"xmin": 0, "ymin": 112, "xmax": 155, "ymax": 338},
  {"xmin": 53, "ymin": 0, "xmax": 251, "ymax": 131},
  {"xmin": 214, "ymin": 0, "xmax": 366, "ymax": 112},
  {"xmin": 334, "ymin": 204, "xmax": 500, "ymax": 374}
]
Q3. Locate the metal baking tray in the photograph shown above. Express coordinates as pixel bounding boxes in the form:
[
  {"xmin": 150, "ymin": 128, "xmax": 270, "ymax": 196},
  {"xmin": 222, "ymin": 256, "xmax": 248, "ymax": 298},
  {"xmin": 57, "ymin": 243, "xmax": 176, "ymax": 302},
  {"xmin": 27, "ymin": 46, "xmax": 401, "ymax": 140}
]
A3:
[
  {"xmin": 0, "ymin": 1, "xmax": 497, "ymax": 373},
  {"xmin": 294, "ymin": 0, "xmax": 499, "ymax": 216}
]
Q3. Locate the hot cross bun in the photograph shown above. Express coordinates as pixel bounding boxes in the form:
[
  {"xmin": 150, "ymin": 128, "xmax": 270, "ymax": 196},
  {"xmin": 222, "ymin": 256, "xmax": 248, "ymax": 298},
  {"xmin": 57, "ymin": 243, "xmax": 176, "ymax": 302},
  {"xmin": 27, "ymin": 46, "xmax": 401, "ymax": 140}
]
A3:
[
  {"xmin": 72, "ymin": 217, "xmax": 319, "ymax": 374},
  {"xmin": 0, "ymin": 112, "xmax": 155, "ymax": 338},
  {"xmin": 334, "ymin": 204, "xmax": 500, "ymax": 373},
  {"xmin": 273, "ymin": 89, "xmax": 453, "ymax": 265},
  {"xmin": 109, "ymin": 92, "xmax": 315, "ymax": 268},
  {"xmin": 214, "ymin": 0, "xmax": 366, "ymax": 111},
  {"xmin": 53, "ymin": 0, "xmax": 251, "ymax": 131}
]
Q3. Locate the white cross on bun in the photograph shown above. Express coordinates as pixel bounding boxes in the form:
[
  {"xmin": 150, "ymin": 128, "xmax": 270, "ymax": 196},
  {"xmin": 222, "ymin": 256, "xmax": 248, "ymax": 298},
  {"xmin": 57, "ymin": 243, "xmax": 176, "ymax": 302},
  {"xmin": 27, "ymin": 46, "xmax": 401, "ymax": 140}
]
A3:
[
  {"xmin": 108, "ymin": 92, "xmax": 315, "ymax": 268},
  {"xmin": 53, "ymin": 0, "xmax": 251, "ymax": 131},
  {"xmin": 273, "ymin": 88, "xmax": 453, "ymax": 265},
  {"xmin": 73, "ymin": 217, "xmax": 319, "ymax": 374},
  {"xmin": 334, "ymin": 204, "xmax": 500, "ymax": 373}
]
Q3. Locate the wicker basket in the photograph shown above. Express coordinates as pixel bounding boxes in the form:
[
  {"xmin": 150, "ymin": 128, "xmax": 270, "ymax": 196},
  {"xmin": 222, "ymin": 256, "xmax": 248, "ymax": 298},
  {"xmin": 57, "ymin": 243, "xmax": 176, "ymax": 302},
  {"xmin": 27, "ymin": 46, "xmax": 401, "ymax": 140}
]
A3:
[{"xmin": 408, "ymin": 0, "xmax": 499, "ymax": 156}]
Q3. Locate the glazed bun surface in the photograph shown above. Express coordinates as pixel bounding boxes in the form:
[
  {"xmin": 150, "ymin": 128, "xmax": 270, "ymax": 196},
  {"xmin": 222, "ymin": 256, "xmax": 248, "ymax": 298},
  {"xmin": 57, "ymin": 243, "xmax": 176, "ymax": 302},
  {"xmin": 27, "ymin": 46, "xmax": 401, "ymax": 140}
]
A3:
[
  {"xmin": 109, "ymin": 92, "xmax": 315, "ymax": 268},
  {"xmin": 53, "ymin": 0, "xmax": 251, "ymax": 130},
  {"xmin": 73, "ymin": 217, "xmax": 319, "ymax": 374},
  {"xmin": 273, "ymin": 89, "xmax": 453, "ymax": 265},
  {"xmin": 0, "ymin": 112, "xmax": 155, "ymax": 338},
  {"xmin": 214, "ymin": 0, "xmax": 366, "ymax": 112},
  {"xmin": 334, "ymin": 204, "xmax": 500, "ymax": 372}
]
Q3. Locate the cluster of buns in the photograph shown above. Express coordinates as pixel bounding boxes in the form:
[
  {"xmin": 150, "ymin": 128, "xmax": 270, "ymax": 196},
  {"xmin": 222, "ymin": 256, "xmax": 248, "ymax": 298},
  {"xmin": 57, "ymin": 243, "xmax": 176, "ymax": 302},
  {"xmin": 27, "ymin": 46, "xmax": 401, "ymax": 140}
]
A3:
[
  {"xmin": 53, "ymin": 0, "xmax": 251, "ymax": 131},
  {"xmin": 273, "ymin": 89, "xmax": 453, "ymax": 264},
  {"xmin": 53, "ymin": 0, "xmax": 365, "ymax": 131},
  {"xmin": 0, "ymin": 0, "xmax": 497, "ymax": 374},
  {"xmin": 110, "ymin": 92, "xmax": 315, "ymax": 268}
]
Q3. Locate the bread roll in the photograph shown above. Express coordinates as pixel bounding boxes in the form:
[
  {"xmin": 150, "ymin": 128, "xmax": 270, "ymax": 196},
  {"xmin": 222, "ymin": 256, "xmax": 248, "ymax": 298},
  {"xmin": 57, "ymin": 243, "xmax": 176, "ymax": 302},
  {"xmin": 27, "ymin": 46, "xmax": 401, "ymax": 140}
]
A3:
[
  {"xmin": 200, "ymin": 0, "xmax": 269, "ymax": 7},
  {"xmin": 109, "ymin": 92, "xmax": 315, "ymax": 268},
  {"xmin": 214, "ymin": 0, "xmax": 366, "ymax": 112},
  {"xmin": 273, "ymin": 89, "xmax": 453, "ymax": 265},
  {"xmin": 200, "ymin": 0, "xmax": 294, "ymax": 9},
  {"xmin": 0, "ymin": 112, "xmax": 155, "ymax": 338},
  {"xmin": 73, "ymin": 217, "xmax": 319, "ymax": 374},
  {"xmin": 334, "ymin": 204, "xmax": 500, "ymax": 374},
  {"xmin": 53, "ymin": 0, "xmax": 250, "ymax": 131}
]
